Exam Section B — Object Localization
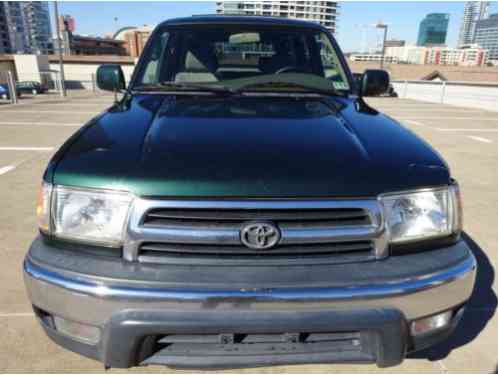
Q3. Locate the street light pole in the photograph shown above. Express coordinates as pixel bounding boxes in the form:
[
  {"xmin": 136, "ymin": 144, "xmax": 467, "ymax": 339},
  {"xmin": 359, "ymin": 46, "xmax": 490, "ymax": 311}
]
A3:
[
  {"xmin": 376, "ymin": 22, "xmax": 388, "ymax": 69},
  {"xmin": 54, "ymin": 1, "xmax": 66, "ymax": 97}
]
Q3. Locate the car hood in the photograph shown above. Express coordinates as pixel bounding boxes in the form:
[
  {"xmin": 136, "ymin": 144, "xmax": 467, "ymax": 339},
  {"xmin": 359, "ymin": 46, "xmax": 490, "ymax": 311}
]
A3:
[{"xmin": 51, "ymin": 94, "xmax": 450, "ymax": 198}]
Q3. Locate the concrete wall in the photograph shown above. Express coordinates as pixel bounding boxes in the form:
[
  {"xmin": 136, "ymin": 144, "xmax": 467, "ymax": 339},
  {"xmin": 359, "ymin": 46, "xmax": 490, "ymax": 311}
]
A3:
[
  {"xmin": 13, "ymin": 55, "xmax": 49, "ymax": 82},
  {"xmin": 49, "ymin": 62, "xmax": 135, "ymax": 90},
  {"xmin": 393, "ymin": 81, "xmax": 498, "ymax": 112},
  {"xmin": 0, "ymin": 54, "xmax": 135, "ymax": 90},
  {"xmin": 349, "ymin": 61, "xmax": 498, "ymax": 82},
  {"xmin": 0, "ymin": 60, "xmax": 17, "ymax": 83}
]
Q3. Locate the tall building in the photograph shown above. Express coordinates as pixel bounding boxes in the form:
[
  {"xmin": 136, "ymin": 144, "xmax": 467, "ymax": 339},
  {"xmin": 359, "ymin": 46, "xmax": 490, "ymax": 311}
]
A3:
[
  {"xmin": 21, "ymin": 2, "xmax": 52, "ymax": 54},
  {"xmin": 458, "ymin": 1, "xmax": 490, "ymax": 47},
  {"xmin": 216, "ymin": 1, "xmax": 339, "ymax": 33},
  {"xmin": 0, "ymin": 3, "xmax": 14, "ymax": 53},
  {"xmin": 0, "ymin": 1, "xmax": 52, "ymax": 54},
  {"xmin": 475, "ymin": 13, "xmax": 498, "ymax": 62},
  {"xmin": 417, "ymin": 13, "xmax": 450, "ymax": 46},
  {"xmin": 0, "ymin": 2, "xmax": 28, "ymax": 53}
]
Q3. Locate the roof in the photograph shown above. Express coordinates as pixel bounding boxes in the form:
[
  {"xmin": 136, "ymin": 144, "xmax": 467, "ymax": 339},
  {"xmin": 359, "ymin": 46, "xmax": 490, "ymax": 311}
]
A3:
[{"xmin": 158, "ymin": 15, "xmax": 327, "ymax": 31}]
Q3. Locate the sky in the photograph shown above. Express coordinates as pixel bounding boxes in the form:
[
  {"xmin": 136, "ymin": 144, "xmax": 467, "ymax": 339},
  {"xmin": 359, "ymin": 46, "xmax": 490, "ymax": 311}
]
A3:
[{"xmin": 53, "ymin": 1, "xmax": 498, "ymax": 52}]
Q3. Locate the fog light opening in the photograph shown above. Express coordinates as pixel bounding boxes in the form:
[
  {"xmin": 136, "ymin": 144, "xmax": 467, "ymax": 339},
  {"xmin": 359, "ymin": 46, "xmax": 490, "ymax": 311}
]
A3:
[
  {"xmin": 410, "ymin": 310, "xmax": 453, "ymax": 336},
  {"xmin": 53, "ymin": 316, "xmax": 101, "ymax": 344}
]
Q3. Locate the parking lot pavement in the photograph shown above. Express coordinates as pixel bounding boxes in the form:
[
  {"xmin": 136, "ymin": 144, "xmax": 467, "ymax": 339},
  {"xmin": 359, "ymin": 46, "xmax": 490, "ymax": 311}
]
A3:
[{"xmin": 0, "ymin": 95, "xmax": 496, "ymax": 373}]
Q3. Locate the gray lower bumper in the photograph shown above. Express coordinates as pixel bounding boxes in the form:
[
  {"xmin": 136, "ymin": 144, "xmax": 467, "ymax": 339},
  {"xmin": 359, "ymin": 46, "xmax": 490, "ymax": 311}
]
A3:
[{"xmin": 23, "ymin": 237, "xmax": 476, "ymax": 368}]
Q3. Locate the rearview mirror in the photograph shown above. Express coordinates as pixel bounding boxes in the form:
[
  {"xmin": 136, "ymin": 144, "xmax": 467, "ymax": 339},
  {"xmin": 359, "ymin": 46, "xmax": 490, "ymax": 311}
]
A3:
[
  {"xmin": 360, "ymin": 69, "xmax": 389, "ymax": 97},
  {"xmin": 96, "ymin": 64, "xmax": 125, "ymax": 92},
  {"xmin": 229, "ymin": 32, "xmax": 260, "ymax": 44}
]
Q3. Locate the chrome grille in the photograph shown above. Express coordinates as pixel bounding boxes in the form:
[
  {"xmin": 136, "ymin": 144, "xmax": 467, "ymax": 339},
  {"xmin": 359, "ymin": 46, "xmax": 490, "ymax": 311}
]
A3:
[{"xmin": 123, "ymin": 199, "xmax": 388, "ymax": 264}]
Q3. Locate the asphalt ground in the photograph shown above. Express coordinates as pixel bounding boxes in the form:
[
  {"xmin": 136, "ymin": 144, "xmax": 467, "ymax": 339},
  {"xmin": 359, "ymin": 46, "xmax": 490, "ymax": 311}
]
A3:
[{"xmin": 0, "ymin": 93, "xmax": 496, "ymax": 373}]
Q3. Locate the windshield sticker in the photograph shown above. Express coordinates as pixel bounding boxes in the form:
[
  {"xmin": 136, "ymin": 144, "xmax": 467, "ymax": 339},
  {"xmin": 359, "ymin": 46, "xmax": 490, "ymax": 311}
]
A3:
[{"xmin": 332, "ymin": 82, "xmax": 347, "ymax": 90}]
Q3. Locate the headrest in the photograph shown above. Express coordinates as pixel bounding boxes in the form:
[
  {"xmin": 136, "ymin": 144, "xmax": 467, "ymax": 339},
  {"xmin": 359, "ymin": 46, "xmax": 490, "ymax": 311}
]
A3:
[
  {"xmin": 185, "ymin": 52, "xmax": 208, "ymax": 72},
  {"xmin": 184, "ymin": 39, "xmax": 219, "ymax": 73}
]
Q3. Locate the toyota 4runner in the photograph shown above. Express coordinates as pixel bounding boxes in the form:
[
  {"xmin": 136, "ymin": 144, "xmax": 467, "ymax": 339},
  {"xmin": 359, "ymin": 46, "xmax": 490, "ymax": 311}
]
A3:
[{"xmin": 24, "ymin": 16, "xmax": 476, "ymax": 369}]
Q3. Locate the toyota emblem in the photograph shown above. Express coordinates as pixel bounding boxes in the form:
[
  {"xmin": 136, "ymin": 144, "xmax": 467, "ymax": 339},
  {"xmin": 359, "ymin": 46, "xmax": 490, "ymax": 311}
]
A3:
[{"xmin": 240, "ymin": 222, "xmax": 281, "ymax": 250}]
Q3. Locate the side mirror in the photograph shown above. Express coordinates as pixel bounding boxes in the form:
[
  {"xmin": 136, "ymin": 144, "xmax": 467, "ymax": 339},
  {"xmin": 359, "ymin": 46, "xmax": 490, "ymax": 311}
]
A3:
[
  {"xmin": 360, "ymin": 69, "xmax": 389, "ymax": 97},
  {"xmin": 96, "ymin": 64, "xmax": 125, "ymax": 92}
]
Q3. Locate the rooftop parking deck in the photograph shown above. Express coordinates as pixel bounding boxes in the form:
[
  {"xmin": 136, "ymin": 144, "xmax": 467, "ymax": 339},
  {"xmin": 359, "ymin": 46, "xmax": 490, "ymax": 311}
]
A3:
[{"xmin": 0, "ymin": 94, "xmax": 496, "ymax": 373}]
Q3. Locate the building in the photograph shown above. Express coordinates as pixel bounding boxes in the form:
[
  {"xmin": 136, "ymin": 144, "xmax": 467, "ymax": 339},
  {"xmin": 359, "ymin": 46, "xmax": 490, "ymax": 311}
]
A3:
[
  {"xmin": 56, "ymin": 15, "xmax": 75, "ymax": 55},
  {"xmin": 0, "ymin": 2, "xmax": 52, "ymax": 54},
  {"xmin": 417, "ymin": 13, "xmax": 450, "ymax": 46},
  {"xmin": 475, "ymin": 13, "xmax": 498, "ymax": 62},
  {"xmin": 113, "ymin": 25, "xmax": 153, "ymax": 58},
  {"xmin": 0, "ymin": 3, "xmax": 15, "ymax": 53},
  {"xmin": 458, "ymin": 44, "xmax": 488, "ymax": 66},
  {"xmin": 69, "ymin": 35, "xmax": 127, "ymax": 56},
  {"xmin": 384, "ymin": 44, "xmax": 488, "ymax": 67},
  {"xmin": 385, "ymin": 45, "xmax": 428, "ymax": 65},
  {"xmin": 349, "ymin": 53, "xmax": 399, "ymax": 64},
  {"xmin": 0, "ymin": 2, "xmax": 28, "ymax": 53},
  {"xmin": 216, "ymin": 1, "xmax": 339, "ymax": 33},
  {"xmin": 21, "ymin": 2, "xmax": 52, "ymax": 54},
  {"xmin": 385, "ymin": 39, "xmax": 405, "ymax": 48},
  {"xmin": 55, "ymin": 15, "xmax": 126, "ymax": 56},
  {"xmin": 58, "ymin": 14, "xmax": 75, "ymax": 33},
  {"xmin": 458, "ymin": 1, "xmax": 489, "ymax": 47}
]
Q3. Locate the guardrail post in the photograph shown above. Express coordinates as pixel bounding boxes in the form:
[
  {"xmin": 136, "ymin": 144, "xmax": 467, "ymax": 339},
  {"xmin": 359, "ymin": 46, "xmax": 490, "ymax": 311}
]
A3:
[
  {"xmin": 403, "ymin": 80, "xmax": 408, "ymax": 98},
  {"xmin": 6, "ymin": 71, "xmax": 17, "ymax": 104},
  {"xmin": 440, "ymin": 81, "xmax": 446, "ymax": 104},
  {"xmin": 91, "ymin": 73, "xmax": 97, "ymax": 94}
]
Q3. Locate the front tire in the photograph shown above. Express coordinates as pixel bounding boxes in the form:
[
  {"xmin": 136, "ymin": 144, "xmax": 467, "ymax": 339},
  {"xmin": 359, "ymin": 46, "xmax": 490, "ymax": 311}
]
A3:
[{"xmin": 32, "ymin": 89, "xmax": 38, "ymax": 95}]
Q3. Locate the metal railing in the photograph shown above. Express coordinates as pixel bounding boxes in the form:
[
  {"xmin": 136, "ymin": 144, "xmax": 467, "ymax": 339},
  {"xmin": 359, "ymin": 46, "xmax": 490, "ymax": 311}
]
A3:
[{"xmin": 392, "ymin": 79, "xmax": 498, "ymax": 112}]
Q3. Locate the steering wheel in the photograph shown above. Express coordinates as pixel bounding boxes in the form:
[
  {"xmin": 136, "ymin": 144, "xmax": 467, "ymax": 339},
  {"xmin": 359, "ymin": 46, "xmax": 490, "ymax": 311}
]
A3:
[{"xmin": 275, "ymin": 66, "xmax": 302, "ymax": 74}]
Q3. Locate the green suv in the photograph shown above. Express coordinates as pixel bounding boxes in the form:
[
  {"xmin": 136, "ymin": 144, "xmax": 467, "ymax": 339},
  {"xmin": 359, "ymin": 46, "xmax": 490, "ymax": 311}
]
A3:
[{"xmin": 24, "ymin": 16, "xmax": 476, "ymax": 369}]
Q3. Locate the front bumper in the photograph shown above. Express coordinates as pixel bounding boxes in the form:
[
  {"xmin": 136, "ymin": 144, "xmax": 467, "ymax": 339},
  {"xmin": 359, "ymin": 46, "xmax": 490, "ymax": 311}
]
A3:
[{"xmin": 24, "ymin": 237, "xmax": 476, "ymax": 368}]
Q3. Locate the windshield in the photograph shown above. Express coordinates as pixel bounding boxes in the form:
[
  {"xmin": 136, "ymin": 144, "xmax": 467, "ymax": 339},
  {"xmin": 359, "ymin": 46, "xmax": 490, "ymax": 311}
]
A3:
[{"xmin": 133, "ymin": 24, "xmax": 351, "ymax": 94}]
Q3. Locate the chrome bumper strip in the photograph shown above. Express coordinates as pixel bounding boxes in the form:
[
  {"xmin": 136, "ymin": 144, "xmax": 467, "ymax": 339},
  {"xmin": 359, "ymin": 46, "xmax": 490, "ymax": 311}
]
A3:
[{"xmin": 24, "ymin": 252, "xmax": 476, "ymax": 324}]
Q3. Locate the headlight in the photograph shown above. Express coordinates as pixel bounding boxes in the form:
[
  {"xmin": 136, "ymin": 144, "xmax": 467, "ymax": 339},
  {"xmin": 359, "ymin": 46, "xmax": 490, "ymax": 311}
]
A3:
[
  {"xmin": 381, "ymin": 185, "xmax": 462, "ymax": 244},
  {"xmin": 36, "ymin": 182, "xmax": 52, "ymax": 233},
  {"xmin": 52, "ymin": 186, "xmax": 133, "ymax": 247}
]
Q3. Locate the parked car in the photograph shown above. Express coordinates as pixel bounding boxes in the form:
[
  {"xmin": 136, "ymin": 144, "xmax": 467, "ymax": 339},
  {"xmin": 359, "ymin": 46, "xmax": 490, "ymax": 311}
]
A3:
[
  {"xmin": 24, "ymin": 16, "xmax": 476, "ymax": 369},
  {"xmin": 16, "ymin": 81, "xmax": 47, "ymax": 95},
  {"xmin": 0, "ymin": 83, "xmax": 21, "ymax": 100}
]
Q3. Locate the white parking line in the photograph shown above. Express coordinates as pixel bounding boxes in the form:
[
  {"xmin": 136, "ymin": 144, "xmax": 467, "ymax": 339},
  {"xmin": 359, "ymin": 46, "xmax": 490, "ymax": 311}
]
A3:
[
  {"xmin": 0, "ymin": 165, "xmax": 15, "ymax": 175},
  {"xmin": 40, "ymin": 102, "xmax": 111, "ymax": 106},
  {"xmin": 0, "ymin": 313, "xmax": 34, "ymax": 317},
  {"xmin": 0, "ymin": 122, "xmax": 80, "ymax": 127},
  {"xmin": 0, "ymin": 110, "xmax": 96, "ymax": 114},
  {"xmin": 402, "ymin": 117, "xmax": 498, "ymax": 121},
  {"xmin": 404, "ymin": 120, "xmax": 498, "ymax": 135},
  {"xmin": 0, "ymin": 147, "xmax": 54, "ymax": 151},
  {"xmin": 383, "ymin": 109, "xmax": 482, "ymax": 113},
  {"xmin": 468, "ymin": 136, "xmax": 493, "ymax": 143},
  {"xmin": 437, "ymin": 128, "xmax": 498, "ymax": 132},
  {"xmin": 403, "ymin": 120, "xmax": 432, "ymax": 128}
]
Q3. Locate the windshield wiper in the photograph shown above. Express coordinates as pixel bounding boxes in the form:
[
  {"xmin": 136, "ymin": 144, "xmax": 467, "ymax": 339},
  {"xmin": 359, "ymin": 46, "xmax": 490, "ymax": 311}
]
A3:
[
  {"xmin": 133, "ymin": 82, "xmax": 237, "ymax": 95},
  {"xmin": 222, "ymin": 73, "xmax": 342, "ymax": 96}
]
